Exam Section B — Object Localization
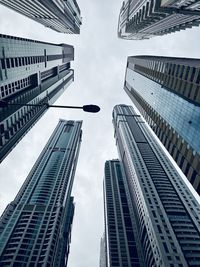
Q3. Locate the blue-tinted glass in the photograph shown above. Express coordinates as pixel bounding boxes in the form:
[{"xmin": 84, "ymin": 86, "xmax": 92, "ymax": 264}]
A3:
[{"xmin": 126, "ymin": 68, "xmax": 200, "ymax": 154}]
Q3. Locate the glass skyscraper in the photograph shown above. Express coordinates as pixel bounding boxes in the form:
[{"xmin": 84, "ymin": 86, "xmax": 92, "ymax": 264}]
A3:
[
  {"xmin": 0, "ymin": 0, "xmax": 82, "ymax": 34},
  {"xmin": 124, "ymin": 55, "xmax": 200, "ymax": 194},
  {"xmin": 0, "ymin": 34, "xmax": 74, "ymax": 162},
  {"xmin": 118, "ymin": 0, "xmax": 200, "ymax": 40},
  {"xmin": 112, "ymin": 104, "xmax": 200, "ymax": 266},
  {"xmin": 0, "ymin": 119, "xmax": 82, "ymax": 266},
  {"xmin": 103, "ymin": 160, "xmax": 144, "ymax": 267}
]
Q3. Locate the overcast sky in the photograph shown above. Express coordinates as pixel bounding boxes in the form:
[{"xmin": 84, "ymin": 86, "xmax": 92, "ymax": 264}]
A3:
[{"xmin": 1, "ymin": 1, "xmax": 200, "ymax": 266}]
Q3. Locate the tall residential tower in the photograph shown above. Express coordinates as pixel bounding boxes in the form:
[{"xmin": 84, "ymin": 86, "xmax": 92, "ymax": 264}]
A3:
[
  {"xmin": 0, "ymin": 0, "xmax": 82, "ymax": 34},
  {"xmin": 103, "ymin": 160, "xmax": 144, "ymax": 267},
  {"xmin": 0, "ymin": 119, "xmax": 82, "ymax": 266},
  {"xmin": 124, "ymin": 55, "xmax": 200, "ymax": 194},
  {"xmin": 0, "ymin": 34, "xmax": 74, "ymax": 162},
  {"xmin": 118, "ymin": 0, "xmax": 200, "ymax": 39},
  {"xmin": 113, "ymin": 105, "xmax": 200, "ymax": 266}
]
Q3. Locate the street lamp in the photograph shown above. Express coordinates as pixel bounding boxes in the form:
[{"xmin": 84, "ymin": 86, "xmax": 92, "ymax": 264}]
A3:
[{"xmin": 0, "ymin": 100, "xmax": 100, "ymax": 113}]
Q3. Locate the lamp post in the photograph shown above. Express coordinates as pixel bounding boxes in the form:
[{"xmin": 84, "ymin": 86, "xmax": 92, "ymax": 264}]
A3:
[{"xmin": 0, "ymin": 100, "xmax": 100, "ymax": 113}]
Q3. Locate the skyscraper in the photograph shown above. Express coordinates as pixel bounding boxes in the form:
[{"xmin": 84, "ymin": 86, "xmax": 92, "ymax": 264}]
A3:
[
  {"xmin": 0, "ymin": 34, "xmax": 74, "ymax": 162},
  {"xmin": 124, "ymin": 55, "xmax": 200, "ymax": 194},
  {"xmin": 0, "ymin": 0, "xmax": 82, "ymax": 34},
  {"xmin": 0, "ymin": 119, "xmax": 82, "ymax": 267},
  {"xmin": 113, "ymin": 104, "xmax": 200, "ymax": 266},
  {"xmin": 118, "ymin": 0, "xmax": 200, "ymax": 40},
  {"xmin": 99, "ymin": 234, "xmax": 107, "ymax": 267},
  {"xmin": 103, "ymin": 160, "xmax": 144, "ymax": 267}
]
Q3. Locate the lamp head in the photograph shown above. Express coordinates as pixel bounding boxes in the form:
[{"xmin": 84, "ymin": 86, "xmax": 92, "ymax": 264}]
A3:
[{"xmin": 83, "ymin": 105, "xmax": 100, "ymax": 113}]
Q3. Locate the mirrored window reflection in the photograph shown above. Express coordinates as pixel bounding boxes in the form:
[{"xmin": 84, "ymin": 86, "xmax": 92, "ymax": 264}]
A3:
[{"xmin": 126, "ymin": 68, "xmax": 200, "ymax": 154}]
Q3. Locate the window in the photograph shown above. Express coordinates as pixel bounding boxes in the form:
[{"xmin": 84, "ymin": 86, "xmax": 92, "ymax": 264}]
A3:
[
  {"xmin": 16, "ymin": 58, "xmax": 20, "ymax": 67},
  {"xmin": 6, "ymin": 58, "xmax": 10, "ymax": 68},
  {"xmin": 163, "ymin": 242, "xmax": 169, "ymax": 253},
  {"xmin": 190, "ymin": 67, "xmax": 196, "ymax": 82},
  {"xmin": 184, "ymin": 66, "xmax": 190, "ymax": 80},
  {"xmin": 1, "ymin": 59, "xmax": 5, "ymax": 69},
  {"xmin": 180, "ymin": 65, "xmax": 185, "ymax": 79},
  {"xmin": 11, "ymin": 58, "xmax": 14, "ymax": 68}
]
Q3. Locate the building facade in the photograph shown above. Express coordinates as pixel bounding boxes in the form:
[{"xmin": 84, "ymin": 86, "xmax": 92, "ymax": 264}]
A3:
[
  {"xmin": 103, "ymin": 159, "xmax": 145, "ymax": 267},
  {"xmin": 113, "ymin": 104, "xmax": 200, "ymax": 267},
  {"xmin": 124, "ymin": 55, "xmax": 200, "ymax": 194},
  {"xmin": 99, "ymin": 234, "xmax": 107, "ymax": 267},
  {"xmin": 0, "ymin": 119, "xmax": 82, "ymax": 267},
  {"xmin": 0, "ymin": 34, "xmax": 74, "ymax": 162},
  {"xmin": 0, "ymin": 0, "xmax": 82, "ymax": 34},
  {"xmin": 118, "ymin": 0, "xmax": 200, "ymax": 40}
]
